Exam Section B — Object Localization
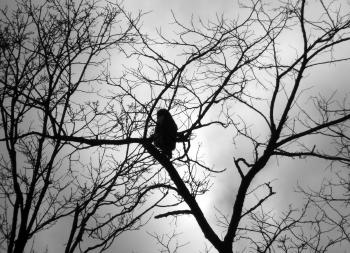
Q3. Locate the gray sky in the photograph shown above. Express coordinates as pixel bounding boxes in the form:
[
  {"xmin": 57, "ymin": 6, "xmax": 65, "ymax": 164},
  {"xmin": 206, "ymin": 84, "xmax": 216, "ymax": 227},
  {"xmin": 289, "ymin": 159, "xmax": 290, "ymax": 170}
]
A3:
[
  {"xmin": 109, "ymin": 1, "xmax": 350, "ymax": 252},
  {"xmin": 2, "ymin": 0, "xmax": 350, "ymax": 252}
]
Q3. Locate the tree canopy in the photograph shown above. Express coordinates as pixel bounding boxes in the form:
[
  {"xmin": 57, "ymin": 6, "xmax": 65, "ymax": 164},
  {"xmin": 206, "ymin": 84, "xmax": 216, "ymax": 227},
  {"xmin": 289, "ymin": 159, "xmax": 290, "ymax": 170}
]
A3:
[{"xmin": 1, "ymin": 0, "xmax": 350, "ymax": 252}]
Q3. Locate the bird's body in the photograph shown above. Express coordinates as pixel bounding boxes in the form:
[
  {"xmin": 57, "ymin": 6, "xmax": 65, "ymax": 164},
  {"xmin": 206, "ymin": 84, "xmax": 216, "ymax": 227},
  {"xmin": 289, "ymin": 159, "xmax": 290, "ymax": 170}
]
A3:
[{"xmin": 153, "ymin": 109, "xmax": 177, "ymax": 158}]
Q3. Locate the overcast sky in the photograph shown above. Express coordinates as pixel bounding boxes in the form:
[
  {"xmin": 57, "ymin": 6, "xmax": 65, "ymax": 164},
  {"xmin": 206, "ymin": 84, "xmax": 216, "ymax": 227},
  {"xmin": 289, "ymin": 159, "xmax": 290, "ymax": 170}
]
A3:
[
  {"xmin": 110, "ymin": 1, "xmax": 350, "ymax": 252},
  {"xmin": 2, "ymin": 0, "xmax": 349, "ymax": 252}
]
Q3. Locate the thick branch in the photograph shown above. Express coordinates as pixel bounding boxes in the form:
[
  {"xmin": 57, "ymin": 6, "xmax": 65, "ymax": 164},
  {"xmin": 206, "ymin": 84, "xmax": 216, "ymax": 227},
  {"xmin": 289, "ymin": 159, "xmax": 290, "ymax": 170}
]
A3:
[
  {"xmin": 277, "ymin": 114, "xmax": 350, "ymax": 147},
  {"xmin": 142, "ymin": 142, "xmax": 224, "ymax": 251},
  {"xmin": 154, "ymin": 210, "xmax": 192, "ymax": 219}
]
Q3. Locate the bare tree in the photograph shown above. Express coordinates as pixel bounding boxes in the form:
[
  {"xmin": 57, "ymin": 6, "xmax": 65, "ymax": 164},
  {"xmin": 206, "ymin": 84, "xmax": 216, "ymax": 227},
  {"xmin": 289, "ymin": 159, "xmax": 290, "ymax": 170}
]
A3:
[
  {"xmin": 2, "ymin": 0, "xmax": 350, "ymax": 253},
  {"xmin": 86, "ymin": 1, "xmax": 350, "ymax": 252},
  {"xmin": 0, "ymin": 0, "xmax": 167, "ymax": 252},
  {"xmin": 293, "ymin": 117, "xmax": 350, "ymax": 252},
  {"xmin": 69, "ymin": 0, "xmax": 350, "ymax": 252}
]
